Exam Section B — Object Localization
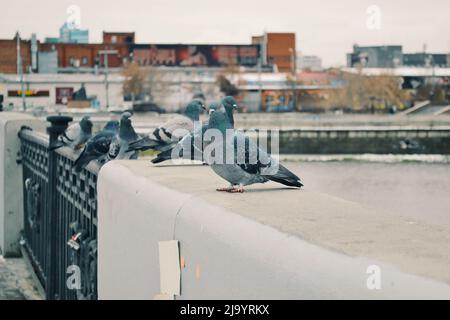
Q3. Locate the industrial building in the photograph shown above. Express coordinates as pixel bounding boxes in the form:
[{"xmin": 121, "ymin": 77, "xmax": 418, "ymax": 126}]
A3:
[
  {"xmin": 347, "ymin": 45, "xmax": 449, "ymax": 68},
  {"xmin": 0, "ymin": 30, "xmax": 302, "ymax": 111},
  {"xmin": 347, "ymin": 45, "xmax": 403, "ymax": 68},
  {"xmin": 403, "ymin": 53, "xmax": 448, "ymax": 68},
  {"xmin": 0, "ymin": 31, "xmax": 297, "ymax": 74}
]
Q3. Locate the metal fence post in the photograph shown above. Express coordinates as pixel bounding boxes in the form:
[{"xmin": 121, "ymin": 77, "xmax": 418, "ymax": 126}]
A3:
[{"xmin": 46, "ymin": 115, "xmax": 72, "ymax": 300}]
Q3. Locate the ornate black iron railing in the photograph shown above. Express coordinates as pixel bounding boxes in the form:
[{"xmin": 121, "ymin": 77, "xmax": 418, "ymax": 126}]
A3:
[{"xmin": 18, "ymin": 116, "xmax": 99, "ymax": 300}]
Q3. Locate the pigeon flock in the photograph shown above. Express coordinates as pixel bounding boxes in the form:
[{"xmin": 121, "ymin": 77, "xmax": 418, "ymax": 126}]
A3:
[{"xmin": 56, "ymin": 96, "xmax": 303, "ymax": 192}]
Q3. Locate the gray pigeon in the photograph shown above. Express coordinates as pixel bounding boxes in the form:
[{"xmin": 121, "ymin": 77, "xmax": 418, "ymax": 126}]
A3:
[
  {"xmin": 221, "ymin": 96, "xmax": 238, "ymax": 127},
  {"xmin": 105, "ymin": 112, "xmax": 140, "ymax": 162},
  {"xmin": 72, "ymin": 120, "xmax": 119, "ymax": 171},
  {"xmin": 205, "ymin": 106, "xmax": 303, "ymax": 192},
  {"xmin": 127, "ymin": 100, "xmax": 205, "ymax": 153},
  {"xmin": 151, "ymin": 96, "xmax": 238, "ymax": 164},
  {"xmin": 49, "ymin": 116, "xmax": 93, "ymax": 151}
]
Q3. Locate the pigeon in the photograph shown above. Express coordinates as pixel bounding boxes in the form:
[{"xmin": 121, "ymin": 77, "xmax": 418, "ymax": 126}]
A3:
[
  {"xmin": 49, "ymin": 116, "xmax": 93, "ymax": 151},
  {"xmin": 151, "ymin": 96, "xmax": 238, "ymax": 164},
  {"xmin": 205, "ymin": 106, "xmax": 303, "ymax": 193},
  {"xmin": 105, "ymin": 112, "xmax": 140, "ymax": 162},
  {"xmin": 72, "ymin": 120, "xmax": 119, "ymax": 172},
  {"xmin": 127, "ymin": 100, "xmax": 205, "ymax": 153},
  {"xmin": 221, "ymin": 96, "xmax": 238, "ymax": 127}
]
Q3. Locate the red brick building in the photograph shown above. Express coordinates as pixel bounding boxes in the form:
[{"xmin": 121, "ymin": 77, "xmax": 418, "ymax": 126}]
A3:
[
  {"xmin": 266, "ymin": 33, "xmax": 296, "ymax": 72},
  {"xmin": 252, "ymin": 32, "xmax": 296, "ymax": 72},
  {"xmin": 0, "ymin": 37, "xmax": 32, "ymax": 74},
  {"xmin": 39, "ymin": 43, "xmax": 130, "ymax": 68}
]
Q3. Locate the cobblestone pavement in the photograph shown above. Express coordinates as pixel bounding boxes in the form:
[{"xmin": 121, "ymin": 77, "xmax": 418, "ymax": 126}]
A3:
[{"xmin": 0, "ymin": 255, "xmax": 43, "ymax": 300}]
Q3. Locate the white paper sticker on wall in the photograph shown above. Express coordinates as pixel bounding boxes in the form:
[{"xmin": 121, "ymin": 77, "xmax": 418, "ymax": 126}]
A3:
[{"xmin": 158, "ymin": 240, "xmax": 181, "ymax": 296}]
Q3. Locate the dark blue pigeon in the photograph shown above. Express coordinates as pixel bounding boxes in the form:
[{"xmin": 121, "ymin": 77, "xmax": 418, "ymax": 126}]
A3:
[{"xmin": 72, "ymin": 120, "xmax": 119, "ymax": 171}]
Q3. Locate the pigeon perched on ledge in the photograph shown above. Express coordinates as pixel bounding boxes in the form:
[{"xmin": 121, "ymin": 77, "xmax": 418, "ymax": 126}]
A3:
[
  {"xmin": 151, "ymin": 96, "xmax": 238, "ymax": 164},
  {"xmin": 49, "ymin": 116, "xmax": 93, "ymax": 151},
  {"xmin": 105, "ymin": 112, "xmax": 140, "ymax": 161},
  {"xmin": 205, "ymin": 106, "xmax": 303, "ymax": 193},
  {"xmin": 72, "ymin": 120, "xmax": 119, "ymax": 171},
  {"xmin": 127, "ymin": 100, "xmax": 205, "ymax": 153}
]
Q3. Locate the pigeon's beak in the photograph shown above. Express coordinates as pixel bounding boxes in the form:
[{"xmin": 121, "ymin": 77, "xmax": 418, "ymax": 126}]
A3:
[
  {"xmin": 232, "ymin": 104, "xmax": 238, "ymax": 110},
  {"xmin": 201, "ymin": 105, "xmax": 207, "ymax": 111},
  {"xmin": 209, "ymin": 109, "xmax": 215, "ymax": 115}
]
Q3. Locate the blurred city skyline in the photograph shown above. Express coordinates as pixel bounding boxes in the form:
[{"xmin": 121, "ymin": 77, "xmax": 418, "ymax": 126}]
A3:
[{"xmin": 1, "ymin": 0, "xmax": 449, "ymax": 67}]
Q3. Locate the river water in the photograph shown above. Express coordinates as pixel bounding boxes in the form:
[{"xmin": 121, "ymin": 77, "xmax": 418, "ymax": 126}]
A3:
[{"xmin": 295, "ymin": 162, "xmax": 450, "ymax": 227}]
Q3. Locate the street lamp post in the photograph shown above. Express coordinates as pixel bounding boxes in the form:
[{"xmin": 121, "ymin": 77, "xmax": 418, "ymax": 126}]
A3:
[
  {"xmin": 16, "ymin": 31, "xmax": 26, "ymax": 111},
  {"xmin": 257, "ymin": 57, "xmax": 262, "ymax": 112},
  {"xmin": 289, "ymin": 48, "xmax": 297, "ymax": 111},
  {"xmin": 98, "ymin": 50, "xmax": 118, "ymax": 110}
]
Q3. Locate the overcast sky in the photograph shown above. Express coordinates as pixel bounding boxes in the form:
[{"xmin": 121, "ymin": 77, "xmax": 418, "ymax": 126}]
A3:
[{"xmin": 1, "ymin": 0, "xmax": 449, "ymax": 67}]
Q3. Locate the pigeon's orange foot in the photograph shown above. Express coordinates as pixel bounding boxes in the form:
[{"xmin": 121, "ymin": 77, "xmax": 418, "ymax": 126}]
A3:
[
  {"xmin": 228, "ymin": 186, "xmax": 244, "ymax": 193},
  {"xmin": 216, "ymin": 187, "xmax": 234, "ymax": 192},
  {"xmin": 216, "ymin": 186, "xmax": 244, "ymax": 193}
]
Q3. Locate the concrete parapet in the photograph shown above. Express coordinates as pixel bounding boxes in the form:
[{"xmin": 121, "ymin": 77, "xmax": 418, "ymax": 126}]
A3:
[
  {"xmin": 0, "ymin": 112, "xmax": 45, "ymax": 256},
  {"xmin": 97, "ymin": 161, "xmax": 450, "ymax": 299}
]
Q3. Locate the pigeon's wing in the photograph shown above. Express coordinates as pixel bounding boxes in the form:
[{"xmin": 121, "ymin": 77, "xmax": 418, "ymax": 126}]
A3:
[
  {"xmin": 73, "ymin": 131, "xmax": 116, "ymax": 171},
  {"xmin": 232, "ymin": 131, "xmax": 302, "ymax": 187},
  {"xmin": 88, "ymin": 131, "xmax": 116, "ymax": 156},
  {"xmin": 232, "ymin": 132, "xmax": 270, "ymax": 175},
  {"xmin": 50, "ymin": 123, "xmax": 81, "ymax": 150},
  {"xmin": 76, "ymin": 130, "xmax": 92, "ymax": 148},
  {"xmin": 106, "ymin": 135, "xmax": 121, "ymax": 160},
  {"xmin": 63, "ymin": 123, "xmax": 81, "ymax": 144},
  {"xmin": 136, "ymin": 115, "xmax": 195, "ymax": 153},
  {"xmin": 154, "ymin": 114, "xmax": 194, "ymax": 143}
]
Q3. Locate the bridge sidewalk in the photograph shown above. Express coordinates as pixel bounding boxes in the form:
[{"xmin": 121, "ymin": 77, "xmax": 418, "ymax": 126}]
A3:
[{"xmin": 0, "ymin": 255, "xmax": 42, "ymax": 300}]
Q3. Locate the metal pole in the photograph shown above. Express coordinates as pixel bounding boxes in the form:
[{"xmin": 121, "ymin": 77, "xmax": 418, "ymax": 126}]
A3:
[
  {"xmin": 16, "ymin": 32, "xmax": 26, "ymax": 111},
  {"xmin": 290, "ymin": 48, "xmax": 297, "ymax": 111},
  {"xmin": 257, "ymin": 57, "xmax": 262, "ymax": 112},
  {"xmin": 293, "ymin": 50, "xmax": 297, "ymax": 111},
  {"xmin": 99, "ymin": 50, "xmax": 117, "ymax": 110},
  {"xmin": 104, "ymin": 53, "xmax": 109, "ymax": 109}
]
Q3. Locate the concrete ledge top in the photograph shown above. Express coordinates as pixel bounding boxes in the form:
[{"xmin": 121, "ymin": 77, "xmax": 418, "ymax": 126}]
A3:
[
  {"xmin": 0, "ymin": 112, "xmax": 39, "ymax": 124},
  {"xmin": 109, "ymin": 160, "xmax": 450, "ymax": 285}
]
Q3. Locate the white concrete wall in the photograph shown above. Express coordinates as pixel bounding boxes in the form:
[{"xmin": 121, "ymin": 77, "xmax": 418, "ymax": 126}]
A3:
[
  {"xmin": 0, "ymin": 112, "xmax": 45, "ymax": 256},
  {"xmin": 97, "ymin": 161, "xmax": 450, "ymax": 299},
  {"xmin": 0, "ymin": 74, "xmax": 124, "ymax": 110}
]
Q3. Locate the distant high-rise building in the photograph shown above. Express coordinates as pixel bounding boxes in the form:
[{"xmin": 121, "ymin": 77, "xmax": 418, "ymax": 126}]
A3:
[
  {"xmin": 59, "ymin": 22, "xmax": 89, "ymax": 44},
  {"xmin": 347, "ymin": 45, "xmax": 403, "ymax": 68}
]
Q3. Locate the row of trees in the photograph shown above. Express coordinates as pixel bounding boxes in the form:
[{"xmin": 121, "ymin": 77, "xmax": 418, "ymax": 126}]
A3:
[
  {"xmin": 324, "ymin": 70, "xmax": 411, "ymax": 112},
  {"xmin": 121, "ymin": 61, "xmax": 446, "ymax": 113}
]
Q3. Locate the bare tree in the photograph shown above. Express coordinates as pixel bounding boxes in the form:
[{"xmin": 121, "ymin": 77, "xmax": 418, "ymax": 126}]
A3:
[
  {"xmin": 217, "ymin": 57, "xmax": 240, "ymax": 97},
  {"xmin": 121, "ymin": 62, "xmax": 148, "ymax": 102},
  {"xmin": 326, "ymin": 69, "xmax": 410, "ymax": 112}
]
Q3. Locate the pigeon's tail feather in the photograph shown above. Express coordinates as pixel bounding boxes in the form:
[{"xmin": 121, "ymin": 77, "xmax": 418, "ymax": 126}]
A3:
[
  {"xmin": 48, "ymin": 140, "xmax": 64, "ymax": 151},
  {"xmin": 151, "ymin": 148, "xmax": 173, "ymax": 164},
  {"xmin": 127, "ymin": 136, "xmax": 160, "ymax": 152},
  {"xmin": 72, "ymin": 149, "xmax": 94, "ymax": 172},
  {"xmin": 266, "ymin": 164, "xmax": 303, "ymax": 188}
]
